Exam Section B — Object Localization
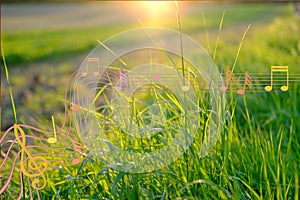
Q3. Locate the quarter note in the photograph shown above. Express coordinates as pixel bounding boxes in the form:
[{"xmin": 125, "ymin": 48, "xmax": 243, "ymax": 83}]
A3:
[
  {"xmin": 237, "ymin": 72, "xmax": 252, "ymax": 95},
  {"xmin": 115, "ymin": 71, "xmax": 128, "ymax": 91},
  {"xmin": 265, "ymin": 66, "xmax": 289, "ymax": 92},
  {"xmin": 220, "ymin": 66, "xmax": 235, "ymax": 92},
  {"xmin": 81, "ymin": 57, "xmax": 100, "ymax": 77},
  {"xmin": 47, "ymin": 115, "xmax": 57, "ymax": 144}
]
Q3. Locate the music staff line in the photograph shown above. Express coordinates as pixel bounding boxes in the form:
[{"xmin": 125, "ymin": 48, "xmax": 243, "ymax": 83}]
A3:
[
  {"xmin": 0, "ymin": 133, "xmax": 87, "ymax": 168},
  {"xmin": 75, "ymin": 80, "xmax": 295, "ymax": 98},
  {"xmin": 70, "ymin": 84, "xmax": 292, "ymax": 114},
  {"xmin": 1, "ymin": 130, "xmax": 87, "ymax": 194},
  {"xmin": 77, "ymin": 64, "xmax": 294, "ymax": 94},
  {"xmin": 0, "ymin": 145, "xmax": 85, "ymax": 197},
  {"xmin": 78, "ymin": 56, "xmax": 293, "ymax": 92},
  {"xmin": 0, "ymin": 71, "xmax": 89, "ymax": 196}
]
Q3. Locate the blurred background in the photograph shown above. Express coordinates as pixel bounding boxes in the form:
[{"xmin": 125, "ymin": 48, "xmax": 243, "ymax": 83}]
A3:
[{"xmin": 1, "ymin": 1, "xmax": 300, "ymax": 130}]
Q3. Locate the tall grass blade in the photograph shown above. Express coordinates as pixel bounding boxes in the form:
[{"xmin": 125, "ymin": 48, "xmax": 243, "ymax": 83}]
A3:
[
  {"xmin": 1, "ymin": 41, "xmax": 17, "ymax": 124},
  {"xmin": 231, "ymin": 24, "xmax": 251, "ymax": 72},
  {"xmin": 213, "ymin": 10, "xmax": 225, "ymax": 60}
]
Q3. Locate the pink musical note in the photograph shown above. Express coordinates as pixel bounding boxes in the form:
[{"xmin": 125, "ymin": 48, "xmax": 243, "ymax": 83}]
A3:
[
  {"xmin": 71, "ymin": 85, "xmax": 81, "ymax": 111},
  {"xmin": 82, "ymin": 57, "xmax": 100, "ymax": 77},
  {"xmin": 153, "ymin": 65, "xmax": 162, "ymax": 81},
  {"xmin": 71, "ymin": 140, "xmax": 86, "ymax": 165},
  {"xmin": 72, "ymin": 158, "xmax": 81, "ymax": 165},
  {"xmin": 153, "ymin": 75, "xmax": 160, "ymax": 81},
  {"xmin": 237, "ymin": 72, "xmax": 252, "ymax": 95},
  {"xmin": 115, "ymin": 71, "xmax": 128, "ymax": 91},
  {"xmin": 70, "ymin": 104, "xmax": 80, "ymax": 111},
  {"xmin": 220, "ymin": 66, "xmax": 235, "ymax": 92}
]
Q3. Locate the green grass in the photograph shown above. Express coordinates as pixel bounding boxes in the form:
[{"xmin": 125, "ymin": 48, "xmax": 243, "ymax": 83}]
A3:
[
  {"xmin": 1, "ymin": 2, "xmax": 300, "ymax": 200},
  {"xmin": 181, "ymin": 3, "xmax": 290, "ymax": 33},
  {"xmin": 1, "ymin": 24, "xmax": 134, "ymax": 65},
  {"xmin": 1, "ymin": 3, "xmax": 291, "ymax": 66}
]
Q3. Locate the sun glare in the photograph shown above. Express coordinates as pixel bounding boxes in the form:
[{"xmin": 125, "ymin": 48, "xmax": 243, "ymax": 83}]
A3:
[{"xmin": 133, "ymin": 1, "xmax": 175, "ymax": 25}]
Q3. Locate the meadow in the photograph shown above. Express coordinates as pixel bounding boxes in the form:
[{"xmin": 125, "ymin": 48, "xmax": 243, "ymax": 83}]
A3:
[{"xmin": 1, "ymin": 2, "xmax": 300, "ymax": 199}]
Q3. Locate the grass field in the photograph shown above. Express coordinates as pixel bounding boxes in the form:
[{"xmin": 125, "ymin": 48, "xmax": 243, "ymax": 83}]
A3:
[{"xmin": 1, "ymin": 2, "xmax": 300, "ymax": 199}]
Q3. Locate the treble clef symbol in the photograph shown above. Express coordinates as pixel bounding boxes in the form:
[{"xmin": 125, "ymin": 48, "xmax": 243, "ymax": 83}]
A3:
[{"xmin": 14, "ymin": 124, "xmax": 48, "ymax": 190}]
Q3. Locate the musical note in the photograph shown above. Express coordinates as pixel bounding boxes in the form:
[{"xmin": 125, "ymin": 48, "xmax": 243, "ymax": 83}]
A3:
[
  {"xmin": 14, "ymin": 124, "xmax": 48, "ymax": 190},
  {"xmin": 115, "ymin": 71, "xmax": 128, "ymax": 91},
  {"xmin": 72, "ymin": 158, "xmax": 81, "ymax": 165},
  {"xmin": 220, "ymin": 66, "xmax": 235, "ymax": 92},
  {"xmin": 265, "ymin": 66, "xmax": 289, "ymax": 92},
  {"xmin": 153, "ymin": 65, "xmax": 162, "ymax": 81},
  {"xmin": 182, "ymin": 66, "xmax": 192, "ymax": 91},
  {"xmin": 153, "ymin": 75, "xmax": 160, "ymax": 81},
  {"xmin": 70, "ymin": 104, "xmax": 80, "ymax": 111},
  {"xmin": 237, "ymin": 72, "xmax": 252, "ymax": 95},
  {"xmin": 71, "ymin": 140, "xmax": 87, "ymax": 165},
  {"xmin": 47, "ymin": 115, "xmax": 57, "ymax": 144},
  {"xmin": 81, "ymin": 57, "xmax": 100, "ymax": 77},
  {"xmin": 71, "ymin": 85, "xmax": 81, "ymax": 111}
]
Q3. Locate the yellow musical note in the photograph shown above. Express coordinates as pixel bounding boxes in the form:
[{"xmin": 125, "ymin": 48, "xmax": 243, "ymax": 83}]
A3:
[
  {"xmin": 47, "ymin": 115, "xmax": 57, "ymax": 144},
  {"xmin": 14, "ymin": 124, "xmax": 48, "ymax": 190},
  {"xmin": 265, "ymin": 66, "xmax": 289, "ymax": 92}
]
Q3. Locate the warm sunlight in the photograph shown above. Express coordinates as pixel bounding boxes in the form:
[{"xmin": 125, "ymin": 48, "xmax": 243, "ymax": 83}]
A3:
[
  {"xmin": 132, "ymin": 1, "xmax": 175, "ymax": 25},
  {"xmin": 2, "ymin": 1, "xmax": 298, "ymax": 199}
]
